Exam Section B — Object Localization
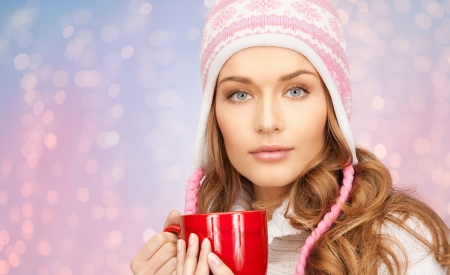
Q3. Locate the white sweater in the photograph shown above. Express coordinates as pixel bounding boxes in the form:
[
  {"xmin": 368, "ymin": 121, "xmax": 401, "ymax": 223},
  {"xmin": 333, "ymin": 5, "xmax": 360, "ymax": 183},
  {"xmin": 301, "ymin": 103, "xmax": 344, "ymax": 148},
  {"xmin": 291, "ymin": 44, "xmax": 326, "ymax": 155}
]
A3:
[{"xmin": 231, "ymin": 198, "xmax": 448, "ymax": 274}]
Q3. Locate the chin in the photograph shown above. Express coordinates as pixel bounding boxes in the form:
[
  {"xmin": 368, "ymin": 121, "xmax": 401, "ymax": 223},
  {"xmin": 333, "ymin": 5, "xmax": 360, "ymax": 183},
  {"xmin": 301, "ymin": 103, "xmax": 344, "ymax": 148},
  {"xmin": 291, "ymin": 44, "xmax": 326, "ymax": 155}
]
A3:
[{"xmin": 245, "ymin": 169, "xmax": 299, "ymax": 189}]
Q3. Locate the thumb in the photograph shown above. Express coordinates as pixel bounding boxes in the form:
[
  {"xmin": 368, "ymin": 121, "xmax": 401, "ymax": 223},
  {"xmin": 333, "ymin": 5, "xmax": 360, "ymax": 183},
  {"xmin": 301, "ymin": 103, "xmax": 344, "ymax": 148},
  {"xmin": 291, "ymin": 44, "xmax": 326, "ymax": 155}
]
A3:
[{"xmin": 163, "ymin": 210, "xmax": 181, "ymax": 229}]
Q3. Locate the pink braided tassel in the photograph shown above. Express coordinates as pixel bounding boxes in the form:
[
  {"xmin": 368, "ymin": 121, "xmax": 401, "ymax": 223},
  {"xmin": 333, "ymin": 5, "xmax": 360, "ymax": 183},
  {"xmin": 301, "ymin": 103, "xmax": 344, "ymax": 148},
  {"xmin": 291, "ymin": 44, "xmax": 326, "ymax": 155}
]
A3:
[
  {"xmin": 184, "ymin": 167, "xmax": 204, "ymax": 215},
  {"xmin": 295, "ymin": 165, "xmax": 355, "ymax": 275}
]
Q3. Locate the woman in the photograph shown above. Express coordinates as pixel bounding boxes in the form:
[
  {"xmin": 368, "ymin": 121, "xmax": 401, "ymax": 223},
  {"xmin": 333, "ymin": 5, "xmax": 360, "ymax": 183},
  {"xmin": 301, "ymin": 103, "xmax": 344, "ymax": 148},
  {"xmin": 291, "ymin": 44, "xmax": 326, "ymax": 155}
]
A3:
[{"xmin": 131, "ymin": 0, "xmax": 450, "ymax": 274}]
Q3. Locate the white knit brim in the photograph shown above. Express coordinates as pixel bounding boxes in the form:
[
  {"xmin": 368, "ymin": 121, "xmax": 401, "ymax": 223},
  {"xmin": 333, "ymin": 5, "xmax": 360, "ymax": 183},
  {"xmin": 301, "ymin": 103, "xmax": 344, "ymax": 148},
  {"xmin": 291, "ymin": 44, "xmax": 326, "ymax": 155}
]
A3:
[{"xmin": 194, "ymin": 33, "xmax": 358, "ymax": 169}]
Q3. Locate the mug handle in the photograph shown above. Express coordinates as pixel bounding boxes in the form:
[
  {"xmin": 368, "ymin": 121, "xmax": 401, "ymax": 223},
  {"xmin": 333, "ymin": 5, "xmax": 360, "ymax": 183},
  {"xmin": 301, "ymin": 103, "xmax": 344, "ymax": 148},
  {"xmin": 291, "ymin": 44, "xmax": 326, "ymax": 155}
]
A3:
[{"xmin": 164, "ymin": 224, "xmax": 181, "ymax": 235}]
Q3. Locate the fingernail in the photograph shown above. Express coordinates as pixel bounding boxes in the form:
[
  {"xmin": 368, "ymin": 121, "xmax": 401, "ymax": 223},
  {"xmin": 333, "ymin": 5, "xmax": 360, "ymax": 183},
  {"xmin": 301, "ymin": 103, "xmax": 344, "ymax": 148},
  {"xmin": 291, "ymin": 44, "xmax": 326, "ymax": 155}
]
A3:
[
  {"xmin": 201, "ymin": 238, "xmax": 207, "ymax": 249},
  {"xmin": 208, "ymin": 252, "xmax": 221, "ymax": 266},
  {"xmin": 189, "ymin": 234, "xmax": 195, "ymax": 246},
  {"xmin": 177, "ymin": 239, "xmax": 181, "ymax": 251}
]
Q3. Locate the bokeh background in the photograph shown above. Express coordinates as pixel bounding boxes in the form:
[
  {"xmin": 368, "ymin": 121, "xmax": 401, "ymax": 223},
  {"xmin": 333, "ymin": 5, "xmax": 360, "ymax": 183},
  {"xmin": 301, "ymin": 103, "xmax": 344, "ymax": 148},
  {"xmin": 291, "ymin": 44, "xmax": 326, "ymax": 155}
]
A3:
[{"xmin": 0, "ymin": 0, "xmax": 449, "ymax": 274}]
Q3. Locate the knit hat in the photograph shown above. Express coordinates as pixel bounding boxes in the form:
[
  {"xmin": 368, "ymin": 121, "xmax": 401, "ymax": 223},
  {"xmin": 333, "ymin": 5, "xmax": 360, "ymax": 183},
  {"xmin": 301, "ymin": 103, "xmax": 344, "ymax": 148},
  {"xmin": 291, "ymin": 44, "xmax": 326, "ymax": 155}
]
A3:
[{"xmin": 184, "ymin": 0, "xmax": 357, "ymax": 273}]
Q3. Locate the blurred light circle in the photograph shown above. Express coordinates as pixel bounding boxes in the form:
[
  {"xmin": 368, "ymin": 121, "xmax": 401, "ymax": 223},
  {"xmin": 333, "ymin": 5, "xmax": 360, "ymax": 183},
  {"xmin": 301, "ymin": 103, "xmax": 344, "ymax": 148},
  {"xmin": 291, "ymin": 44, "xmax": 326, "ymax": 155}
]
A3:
[
  {"xmin": 67, "ymin": 214, "xmax": 80, "ymax": 229},
  {"xmin": 106, "ymin": 253, "xmax": 119, "ymax": 268},
  {"xmin": 356, "ymin": 1, "xmax": 369, "ymax": 12},
  {"xmin": 18, "ymin": 32, "xmax": 33, "ymax": 48},
  {"xmin": 104, "ymin": 52, "xmax": 122, "ymax": 68},
  {"xmin": 431, "ymin": 72, "xmax": 447, "ymax": 89},
  {"xmin": 360, "ymin": 47, "xmax": 373, "ymax": 61},
  {"xmin": 375, "ymin": 18, "xmax": 394, "ymax": 35},
  {"xmin": 391, "ymin": 37, "xmax": 409, "ymax": 54},
  {"xmin": 126, "ymin": 13, "xmax": 147, "ymax": 29},
  {"xmin": 77, "ymin": 188, "xmax": 89, "ymax": 203},
  {"xmin": 372, "ymin": 96, "xmax": 384, "ymax": 110},
  {"xmin": 390, "ymin": 170, "xmax": 400, "ymax": 185},
  {"xmin": 21, "ymin": 73, "xmax": 37, "ymax": 90},
  {"xmin": 97, "ymin": 132, "xmax": 111, "ymax": 149},
  {"xmin": 28, "ymin": 53, "xmax": 42, "ymax": 70},
  {"xmin": 82, "ymin": 94, "xmax": 100, "ymax": 110},
  {"xmin": 359, "ymin": 28, "xmax": 378, "ymax": 44},
  {"xmin": 438, "ymin": 56, "xmax": 450, "ymax": 73},
  {"xmin": 14, "ymin": 53, "xmax": 29, "ymax": 70},
  {"xmin": 370, "ymin": 0, "xmax": 390, "ymax": 16},
  {"xmin": 54, "ymin": 90, "xmax": 66, "ymax": 104},
  {"xmin": 82, "ymin": 264, "xmax": 95, "ymax": 275},
  {"xmin": 79, "ymin": 50, "xmax": 97, "ymax": 67},
  {"xmin": 91, "ymin": 205, "xmax": 104, "ymax": 220},
  {"xmin": 0, "ymin": 191, "xmax": 7, "ymax": 205},
  {"xmin": 105, "ymin": 206, "xmax": 118, "ymax": 221},
  {"xmin": 75, "ymin": 29, "xmax": 93, "ymax": 45},
  {"xmin": 21, "ymin": 182, "xmax": 32, "ymax": 197},
  {"xmin": 427, "ymin": 2, "xmax": 444, "ymax": 18},
  {"xmin": 109, "ymin": 230, "xmax": 123, "ymax": 245},
  {"xmin": 108, "ymin": 84, "xmax": 121, "ymax": 98},
  {"xmin": 1, "ymin": 159, "xmax": 13, "ymax": 179},
  {"xmin": 155, "ymin": 48, "xmax": 174, "ymax": 65},
  {"xmin": 60, "ymin": 266, "xmax": 72, "ymax": 275},
  {"xmin": 414, "ymin": 137, "xmax": 431, "ymax": 155},
  {"xmin": 106, "ymin": 131, "xmax": 120, "ymax": 146},
  {"xmin": 11, "ymin": 10, "xmax": 31, "ymax": 26},
  {"xmin": 52, "ymin": 70, "xmax": 69, "ymax": 88},
  {"xmin": 435, "ymin": 28, "xmax": 450, "ymax": 44},
  {"xmin": 65, "ymin": 39, "xmax": 84, "ymax": 60},
  {"xmin": 149, "ymin": 30, "xmax": 170, "ymax": 47},
  {"xmin": 140, "ymin": 3, "xmax": 152, "ymax": 15},
  {"xmin": 187, "ymin": 28, "xmax": 201, "ymax": 41},
  {"xmin": 413, "ymin": 56, "xmax": 430, "ymax": 73},
  {"xmin": 393, "ymin": 0, "xmax": 411, "ymax": 13},
  {"xmin": 10, "ymin": 207, "xmax": 21, "ymax": 223},
  {"xmin": 0, "ymin": 260, "xmax": 9, "ymax": 274},
  {"xmin": 101, "ymin": 26, "xmax": 120, "ymax": 43},
  {"xmin": 389, "ymin": 153, "xmax": 402, "ymax": 168},
  {"xmin": 21, "ymin": 143, "xmax": 36, "ymax": 159},
  {"xmin": 83, "ymin": 112, "xmax": 101, "ymax": 129},
  {"xmin": 121, "ymin": 45, "xmax": 134, "ymax": 59},
  {"xmin": 415, "ymin": 13, "xmax": 432, "ymax": 29},
  {"xmin": 111, "ymin": 104, "xmax": 124, "ymax": 119},
  {"xmin": 435, "ymin": 101, "xmax": 450, "ymax": 117},
  {"xmin": 8, "ymin": 252, "xmax": 20, "ymax": 268},
  {"xmin": 44, "ymin": 133, "xmax": 58, "ymax": 150},
  {"xmin": 445, "ymin": 153, "xmax": 450, "ymax": 168},
  {"xmin": 46, "ymin": 191, "xmax": 59, "ymax": 205},
  {"xmin": 374, "ymin": 144, "xmax": 386, "ymax": 159},
  {"xmin": 22, "ymin": 219, "xmax": 33, "ymax": 235},
  {"xmin": 430, "ymin": 122, "xmax": 446, "ymax": 139},
  {"xmin": 204, "ymin": 0, "xmax": 217, "ymax": 8},
  {"xmin": 62, "ymin": 26, "xmax": 74, "ymax": 39},
  {"xmin": 86, "ymin": 159, "xmax": 98, "ymax": 174},
  {"xmin": 135, "ymin": 46, "xmax": 154, "ymax": 63},
  {"xmin": 144, "ymin": 132, "xmax": 164, "ymax": 149},
  {"xmin": 14, "ymin": 240, "xmax": 25, "ymax": 255},
  {"xmin": 24, "ymin": 90, "xmax": 35, "ymax": 105},
  {"xmin": 38, "ymin": 241, "xmax": 51, "ymax": 256},
  {"xmin": 21, "ymin": 203, "xmax": 33, "ymax": 219},
  {"xmin": 159, "ymin": 89, "xmax": 178, "ymax": 106},
  {"xmin": 33, "ymin": 101, "xmax": 44, "ymax": 115},
  {"xmin": 78, "ymin": 138, "xmax": 92, "ymax": 154},
  {"xmin": 409, "ymin": 94, "xmax": 426, "ymax": 111},
  {"xmin": 382, "ymin": 97, "xmax": 397, "ymax": 114},
  {"xmin": 349, "ymin": 64, "xmax": 364, "ymax": 82},
  {"xmin": 372, "ymin": 40, "xmax": 388, "ymax": 56},
  {"xmin": 167, "ymin": 165, "xmax": 181, "ymax": 181},
  {"xmin": 73, "ymin": 9, "xmax": 92, "ymax": 25},
  {"xmin": 40, "ymin": 209, "xmax": 52, "ymax": 223},
  {"xmin": 42, "ymin": 110, "xmax": 54, "ymax": 125}
]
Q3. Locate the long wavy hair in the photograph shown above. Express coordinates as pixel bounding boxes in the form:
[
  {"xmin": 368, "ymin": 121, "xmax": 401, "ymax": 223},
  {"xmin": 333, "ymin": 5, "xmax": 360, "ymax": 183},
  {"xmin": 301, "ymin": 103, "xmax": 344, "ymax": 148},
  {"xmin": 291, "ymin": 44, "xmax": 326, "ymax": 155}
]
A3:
[{"xmin": 197, "ymin": 87, "xmax": 450, "ymax": 274}]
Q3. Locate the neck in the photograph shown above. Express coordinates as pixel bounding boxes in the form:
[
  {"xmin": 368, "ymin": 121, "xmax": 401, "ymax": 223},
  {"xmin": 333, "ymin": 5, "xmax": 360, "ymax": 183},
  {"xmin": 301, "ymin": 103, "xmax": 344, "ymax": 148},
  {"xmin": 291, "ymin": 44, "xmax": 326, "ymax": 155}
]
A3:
[{"xmin": 253, "ymin": 184, "xmax": 292, "ymax": 219}]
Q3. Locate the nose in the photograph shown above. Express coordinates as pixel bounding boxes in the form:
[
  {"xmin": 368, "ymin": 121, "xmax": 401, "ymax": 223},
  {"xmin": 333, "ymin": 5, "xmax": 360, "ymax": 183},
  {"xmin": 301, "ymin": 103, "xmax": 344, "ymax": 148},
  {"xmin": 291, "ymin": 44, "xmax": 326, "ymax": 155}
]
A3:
[{"xmin": 253, "ymin": 96, "xmax": 284, "ymax": 134}]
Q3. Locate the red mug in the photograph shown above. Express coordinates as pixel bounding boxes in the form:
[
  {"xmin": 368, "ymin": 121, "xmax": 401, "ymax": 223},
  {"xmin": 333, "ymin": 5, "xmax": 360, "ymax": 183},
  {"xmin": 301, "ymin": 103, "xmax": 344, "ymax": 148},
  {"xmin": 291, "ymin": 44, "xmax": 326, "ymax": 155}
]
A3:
[{"xmin": 164, "ymin": 210, "xmax": 268, "ymax": 275}]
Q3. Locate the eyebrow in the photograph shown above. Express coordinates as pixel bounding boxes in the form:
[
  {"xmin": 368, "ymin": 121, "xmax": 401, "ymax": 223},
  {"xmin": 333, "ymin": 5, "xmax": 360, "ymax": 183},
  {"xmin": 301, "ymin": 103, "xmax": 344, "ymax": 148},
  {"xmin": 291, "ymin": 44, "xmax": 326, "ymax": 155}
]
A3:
[{"xmin": 217, "ymin": 69, "xmax": 318, "ymax": 85}]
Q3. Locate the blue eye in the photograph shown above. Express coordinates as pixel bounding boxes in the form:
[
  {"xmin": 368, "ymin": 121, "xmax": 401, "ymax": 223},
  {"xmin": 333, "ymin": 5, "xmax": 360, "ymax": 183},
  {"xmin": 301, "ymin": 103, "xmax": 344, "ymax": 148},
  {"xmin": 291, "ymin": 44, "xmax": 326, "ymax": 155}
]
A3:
[
  {"xmin": 230, "ymin": 91, "xmax": 252, "ymax": 101},
  {"xmin": 285, "ymin": 87, "xmax": 307, "ymax": 98}
]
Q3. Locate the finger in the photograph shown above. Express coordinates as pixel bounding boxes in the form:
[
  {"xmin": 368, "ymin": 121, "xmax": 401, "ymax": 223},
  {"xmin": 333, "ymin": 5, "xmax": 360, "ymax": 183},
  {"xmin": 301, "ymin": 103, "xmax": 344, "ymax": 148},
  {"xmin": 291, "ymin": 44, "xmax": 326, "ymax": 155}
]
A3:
[
  {"xmin": 154, "ymin": 256, "xmax": 177, "ymax": 275},
  {"xmin": 208, "ymin": 252, "xmax": 234, "ymax": 275},
  {"xmin": 195, "ymin": 238, "xmax": 211, "ymax": 275},
  {"xmin": 145, "ymin": 242, "xmax": 178, "ymax": 274},
  {"xmin": 183, "ymin": 233, "xmax": 200, "ymax": 274},
  {"xmin": 132, "ymin": 232, "xmax": 179, "ymax": 263},
  {"xmin": 176, "ymin": 239, "xmax": 186, "ymax": 275},
  {"xmin": 164, "ymin": 210, "xmax": 181, "ymax": 229}
]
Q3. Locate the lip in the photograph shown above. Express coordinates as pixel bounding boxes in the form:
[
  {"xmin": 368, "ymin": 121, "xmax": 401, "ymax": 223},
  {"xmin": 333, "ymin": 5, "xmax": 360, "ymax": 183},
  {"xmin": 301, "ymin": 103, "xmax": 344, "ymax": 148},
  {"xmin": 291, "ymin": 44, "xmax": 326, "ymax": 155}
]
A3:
[{"xmin": 249, "ymin": 145, "xmax": 293, "ymax": 162}]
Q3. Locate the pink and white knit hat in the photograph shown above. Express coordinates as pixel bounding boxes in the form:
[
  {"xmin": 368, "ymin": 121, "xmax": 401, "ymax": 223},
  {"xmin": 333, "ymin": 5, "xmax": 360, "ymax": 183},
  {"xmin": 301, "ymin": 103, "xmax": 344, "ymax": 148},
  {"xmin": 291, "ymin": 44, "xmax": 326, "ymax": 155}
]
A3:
[{"xmin": 184, "ymin": 0, "xmax": 357, "ymax": 273}]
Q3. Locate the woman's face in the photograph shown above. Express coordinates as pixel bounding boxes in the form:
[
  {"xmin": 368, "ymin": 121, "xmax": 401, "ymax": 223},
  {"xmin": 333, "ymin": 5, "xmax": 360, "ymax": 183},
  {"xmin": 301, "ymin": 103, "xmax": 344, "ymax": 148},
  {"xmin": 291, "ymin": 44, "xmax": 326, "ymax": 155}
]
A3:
[{"xmin": 215, "ymin": 46, "xmax": 328, "ymax": 199}]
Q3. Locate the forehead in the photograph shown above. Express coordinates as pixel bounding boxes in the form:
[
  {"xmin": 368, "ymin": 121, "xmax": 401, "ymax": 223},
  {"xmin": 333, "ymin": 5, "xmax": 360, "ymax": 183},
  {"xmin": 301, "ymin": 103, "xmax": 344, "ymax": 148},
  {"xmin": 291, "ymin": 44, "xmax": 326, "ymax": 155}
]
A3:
[{"xmin": 219, "ymin": 46, "xmax": 318, "ymax": 77}]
